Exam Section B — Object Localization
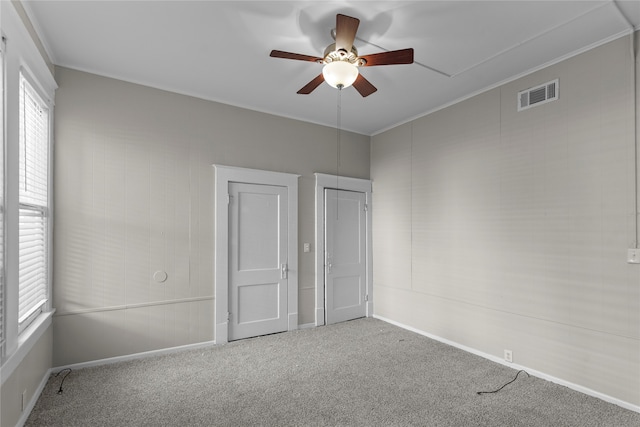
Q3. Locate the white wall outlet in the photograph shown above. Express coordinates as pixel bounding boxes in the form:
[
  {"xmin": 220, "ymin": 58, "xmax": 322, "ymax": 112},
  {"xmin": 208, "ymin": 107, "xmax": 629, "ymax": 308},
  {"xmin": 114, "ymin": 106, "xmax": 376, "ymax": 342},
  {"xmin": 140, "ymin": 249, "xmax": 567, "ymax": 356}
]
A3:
[
  {"xmin": 627, "ymin": 249, "xmax": 640, "ymax": 264},
  {"xmin": 303, "ymin": 243, "xmax": 310, "ymax": 253},
  {"xmin": 504, "ymin": 349, "xmax": 513, "ymax": 363}
]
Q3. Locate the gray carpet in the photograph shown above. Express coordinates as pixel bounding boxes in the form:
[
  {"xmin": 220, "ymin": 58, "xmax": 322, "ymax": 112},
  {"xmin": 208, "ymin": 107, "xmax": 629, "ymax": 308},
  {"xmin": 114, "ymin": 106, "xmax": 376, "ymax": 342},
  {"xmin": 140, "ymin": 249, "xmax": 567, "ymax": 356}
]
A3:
[{"xmin": 26, "ymin": 318, "xmax": 640, "ymax": 426}]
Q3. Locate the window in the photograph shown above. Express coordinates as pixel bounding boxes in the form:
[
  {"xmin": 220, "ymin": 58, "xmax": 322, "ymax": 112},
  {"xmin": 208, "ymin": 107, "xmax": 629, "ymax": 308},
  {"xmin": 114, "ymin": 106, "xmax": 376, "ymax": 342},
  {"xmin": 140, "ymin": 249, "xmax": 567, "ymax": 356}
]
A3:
[{"xmin": 18, "ymin": 73, "xmax": 49, "ymax": 331}]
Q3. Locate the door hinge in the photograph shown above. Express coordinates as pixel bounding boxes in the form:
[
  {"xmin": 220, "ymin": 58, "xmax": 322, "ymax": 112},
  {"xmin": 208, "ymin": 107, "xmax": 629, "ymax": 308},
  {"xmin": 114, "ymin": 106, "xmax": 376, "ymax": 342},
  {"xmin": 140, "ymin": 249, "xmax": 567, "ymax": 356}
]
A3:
[
  {"xmin": 227, "ymin": 194, "xmax": 232, "ymax": 205},
  {"xmin": 364, "ymin": 294, "xmax": 369, "ymax": 302},
  {"xmin": 281, "ymin": 263, "xmax": 288, "ymax": 279},
  {"xmin": 226, "ymin": 312, "xmax": 231, "ymax": 321},
  {"xmin": 364, "ymin": 203, "xmax": 368, "ymax": 212}
]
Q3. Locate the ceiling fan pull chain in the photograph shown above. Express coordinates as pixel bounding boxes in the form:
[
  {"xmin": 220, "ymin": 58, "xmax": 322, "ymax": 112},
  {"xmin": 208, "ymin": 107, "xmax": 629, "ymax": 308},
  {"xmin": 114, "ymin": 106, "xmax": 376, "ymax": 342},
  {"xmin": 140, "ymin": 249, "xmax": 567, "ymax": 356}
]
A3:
[{"xmin": 337, "ymin": 86, "xmax": 342, "ymax": 179}]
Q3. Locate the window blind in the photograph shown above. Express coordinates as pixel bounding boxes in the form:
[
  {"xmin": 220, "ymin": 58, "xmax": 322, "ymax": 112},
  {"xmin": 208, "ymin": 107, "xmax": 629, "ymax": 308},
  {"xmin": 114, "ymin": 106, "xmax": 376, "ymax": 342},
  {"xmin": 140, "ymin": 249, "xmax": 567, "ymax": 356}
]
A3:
[
  {"xmin": 18, "ymin": 209, "xmax": 46, "ymax": 323},
  {"xmin": 18, "ymin": 73, "xmax": 49, "ymax": 328},
  {"xmin": 19, "ymin": 76, "xmax": 49, "ymax": 206}
]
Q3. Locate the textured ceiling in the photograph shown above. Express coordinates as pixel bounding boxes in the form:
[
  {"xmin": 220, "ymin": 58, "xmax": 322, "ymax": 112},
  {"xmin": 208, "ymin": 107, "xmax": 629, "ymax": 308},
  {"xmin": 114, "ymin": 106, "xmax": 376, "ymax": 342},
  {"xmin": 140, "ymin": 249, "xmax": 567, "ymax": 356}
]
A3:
[{"xmin": 23, "ymin": 1, "xmax": 640, "ymax": 135}]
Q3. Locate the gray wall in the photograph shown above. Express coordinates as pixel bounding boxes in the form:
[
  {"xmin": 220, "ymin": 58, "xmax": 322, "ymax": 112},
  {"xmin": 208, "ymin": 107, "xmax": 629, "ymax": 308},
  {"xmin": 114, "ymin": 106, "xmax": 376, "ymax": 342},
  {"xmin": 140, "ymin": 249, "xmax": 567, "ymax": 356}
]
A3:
[
  {"xmin": 371, "ymin": 34, "xmax": 640, "ymax": 406},
  {"xmin": 52, "ymin": 67, "xmax": 370, "ymax": 366}
]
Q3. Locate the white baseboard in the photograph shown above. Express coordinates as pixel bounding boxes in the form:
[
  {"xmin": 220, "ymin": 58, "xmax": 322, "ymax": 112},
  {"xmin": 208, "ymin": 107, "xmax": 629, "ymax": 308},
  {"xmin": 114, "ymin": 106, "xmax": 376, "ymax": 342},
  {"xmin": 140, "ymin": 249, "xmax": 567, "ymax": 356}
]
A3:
[
  {"xmin": 373, "ymin": 314, "xmax": 640, "ymax": 414},
  {"xmin": 53, "ymin": 340, "xmax": 217, "ymax": 372}
]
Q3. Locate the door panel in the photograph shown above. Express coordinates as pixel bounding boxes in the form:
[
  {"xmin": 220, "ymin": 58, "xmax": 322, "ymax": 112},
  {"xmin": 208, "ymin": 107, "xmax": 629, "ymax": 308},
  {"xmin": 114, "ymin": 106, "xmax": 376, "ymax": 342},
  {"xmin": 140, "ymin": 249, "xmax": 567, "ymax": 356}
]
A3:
[
  {"xmin": 333, "ymin": 276, "xmax": 362, "ymax": 310},
  {"xmin": 229, "ymin": 182, "xmax": 287, "ymax": 340},
  {"xmin": 237, "ymin": 282, "xmax": 280, "ymax": 324},
  {"xmin": 325, "ymin": 189, "xmax": 367, "ymax": 324},
  {"xmin": 237, "ymin": 191, "xmax": 279, "ymax": 270}
]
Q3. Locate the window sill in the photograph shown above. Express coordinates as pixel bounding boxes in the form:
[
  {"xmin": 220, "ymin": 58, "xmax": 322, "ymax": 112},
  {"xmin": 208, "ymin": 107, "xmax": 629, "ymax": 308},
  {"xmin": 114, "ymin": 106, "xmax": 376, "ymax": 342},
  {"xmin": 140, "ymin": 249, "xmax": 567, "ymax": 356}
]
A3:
[{"xmin": 0, "ymin": 310, "xmax": 54, "ymax": 386}]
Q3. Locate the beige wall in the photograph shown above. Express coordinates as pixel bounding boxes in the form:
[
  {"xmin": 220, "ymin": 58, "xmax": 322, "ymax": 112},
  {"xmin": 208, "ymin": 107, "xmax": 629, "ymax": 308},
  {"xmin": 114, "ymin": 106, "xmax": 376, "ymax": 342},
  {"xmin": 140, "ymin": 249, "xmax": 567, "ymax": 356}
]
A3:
[
  {"xmin": 372, "ymin": 34, "xmax": 640, "ymax": 406},
  {"xmin": 52, "ymin": 67, "xmax": 370, "ymax": 366}
]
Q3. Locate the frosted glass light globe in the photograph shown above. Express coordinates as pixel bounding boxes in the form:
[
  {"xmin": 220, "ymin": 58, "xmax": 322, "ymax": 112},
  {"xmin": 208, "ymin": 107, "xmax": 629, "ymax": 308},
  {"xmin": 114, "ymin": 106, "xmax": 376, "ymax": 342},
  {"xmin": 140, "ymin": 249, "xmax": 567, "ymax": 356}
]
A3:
[{"xmin": 322, "ymin": 61, "xmax": 359, "ymax": 89}]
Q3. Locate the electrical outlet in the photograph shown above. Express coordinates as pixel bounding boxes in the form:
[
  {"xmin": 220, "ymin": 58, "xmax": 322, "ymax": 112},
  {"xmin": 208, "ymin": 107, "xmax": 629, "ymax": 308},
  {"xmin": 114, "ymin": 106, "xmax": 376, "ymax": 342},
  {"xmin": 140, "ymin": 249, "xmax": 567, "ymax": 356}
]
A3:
[
  {"xmin": 627, "ymin": 249, "xmax": 640, "ymax": 264},
  {"xmin": 504, "ymin": 349, "xmax": 513, "ymax": 363}
]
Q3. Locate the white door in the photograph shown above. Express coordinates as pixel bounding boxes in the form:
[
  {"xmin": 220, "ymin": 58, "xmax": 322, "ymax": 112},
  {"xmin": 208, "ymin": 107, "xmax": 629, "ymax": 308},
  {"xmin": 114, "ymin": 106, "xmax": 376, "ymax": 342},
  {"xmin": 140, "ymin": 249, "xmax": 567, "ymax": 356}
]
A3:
[
  {"xmin": 228, "ymin": 182, "xmax": 288, "ymax": 341},
  {"xmin": 325, "ymin": 189, "xmax": 367, "ymax": 325}
]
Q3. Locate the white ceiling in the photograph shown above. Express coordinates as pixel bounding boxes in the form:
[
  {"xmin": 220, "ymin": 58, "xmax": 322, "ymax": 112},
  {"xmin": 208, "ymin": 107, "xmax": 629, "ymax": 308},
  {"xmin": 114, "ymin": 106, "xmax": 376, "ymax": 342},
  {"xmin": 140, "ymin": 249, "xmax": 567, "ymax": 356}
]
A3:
[{"xmin": 22, "ymin": 1, "xmax": 640, "ymax": 136}]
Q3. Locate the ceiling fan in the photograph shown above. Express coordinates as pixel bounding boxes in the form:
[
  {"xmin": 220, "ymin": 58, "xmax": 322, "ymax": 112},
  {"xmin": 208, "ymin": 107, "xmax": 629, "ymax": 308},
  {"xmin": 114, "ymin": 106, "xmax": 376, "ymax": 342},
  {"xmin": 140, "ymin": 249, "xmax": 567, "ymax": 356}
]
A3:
[{"xmin": 270, "ymin": 13, "xmax": 414, "ymax": 97}]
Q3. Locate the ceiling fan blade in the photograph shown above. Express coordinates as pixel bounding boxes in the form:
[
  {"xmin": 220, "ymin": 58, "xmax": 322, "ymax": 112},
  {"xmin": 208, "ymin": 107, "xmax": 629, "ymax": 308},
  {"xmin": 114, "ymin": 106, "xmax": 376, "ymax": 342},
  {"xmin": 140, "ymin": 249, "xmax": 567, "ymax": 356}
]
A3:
[
  {"xmin": 352, "ymin": 74, "xmax": 377, "ymax": 97},
  {"xmin": 270, "ymin": 50, "xmax": 323, "ymax": 63},
  {"xmin": 358, "ymin": 48, "xmax": 414, "ymax": 66},
  {"xmin": 297, "ymin": 74, "xmax": 325, "ymax": 94},
  {"xmin": 335, "ymin": 14, "xmax": 360, "ymax": 53}
]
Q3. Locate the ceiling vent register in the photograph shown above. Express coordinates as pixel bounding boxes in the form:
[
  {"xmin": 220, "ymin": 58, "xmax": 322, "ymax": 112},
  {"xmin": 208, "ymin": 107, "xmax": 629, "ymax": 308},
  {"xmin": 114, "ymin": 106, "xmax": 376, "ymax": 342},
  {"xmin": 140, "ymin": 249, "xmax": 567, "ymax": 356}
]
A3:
[{"xmin": 517, "ymin": 79, "xmax": 558, "ymax": 111}]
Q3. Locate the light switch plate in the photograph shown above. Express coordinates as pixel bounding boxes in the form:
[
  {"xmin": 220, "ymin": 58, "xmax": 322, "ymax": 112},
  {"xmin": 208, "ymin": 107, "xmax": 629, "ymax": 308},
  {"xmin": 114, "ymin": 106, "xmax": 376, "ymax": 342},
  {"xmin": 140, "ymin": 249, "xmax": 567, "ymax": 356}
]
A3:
[{"xmin": 627, "ymin": 249, "xmax": 640, "ymax": 264}]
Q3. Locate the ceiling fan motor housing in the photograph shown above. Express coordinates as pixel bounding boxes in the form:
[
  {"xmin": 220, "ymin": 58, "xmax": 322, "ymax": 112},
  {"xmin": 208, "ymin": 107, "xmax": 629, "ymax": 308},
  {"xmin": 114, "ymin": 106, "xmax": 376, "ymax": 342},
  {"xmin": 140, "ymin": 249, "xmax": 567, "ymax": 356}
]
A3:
[{"xmin": 323, "ymin": 43, "xmax": 364, "ymax": 66}]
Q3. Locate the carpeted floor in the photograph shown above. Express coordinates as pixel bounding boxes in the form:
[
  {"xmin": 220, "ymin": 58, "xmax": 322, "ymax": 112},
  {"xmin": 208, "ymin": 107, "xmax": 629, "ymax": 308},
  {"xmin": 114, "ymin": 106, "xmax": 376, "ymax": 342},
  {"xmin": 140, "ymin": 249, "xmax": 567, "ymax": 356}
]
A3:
[{"xmin": 26, "ymin": 318, "xmax": 640, "ymax": 426}]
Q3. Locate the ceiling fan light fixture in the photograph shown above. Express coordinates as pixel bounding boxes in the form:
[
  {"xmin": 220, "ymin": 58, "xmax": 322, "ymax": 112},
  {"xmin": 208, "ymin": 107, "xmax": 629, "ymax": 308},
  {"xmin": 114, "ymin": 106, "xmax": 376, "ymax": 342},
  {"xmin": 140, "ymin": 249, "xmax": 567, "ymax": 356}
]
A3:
[
  {"xmin": 322, "ymin": 61, "xmax": 359, "ymax": 89},
  {"xmin": 272, "ymin": 13, "xmax": 413, "ymax": 96}
]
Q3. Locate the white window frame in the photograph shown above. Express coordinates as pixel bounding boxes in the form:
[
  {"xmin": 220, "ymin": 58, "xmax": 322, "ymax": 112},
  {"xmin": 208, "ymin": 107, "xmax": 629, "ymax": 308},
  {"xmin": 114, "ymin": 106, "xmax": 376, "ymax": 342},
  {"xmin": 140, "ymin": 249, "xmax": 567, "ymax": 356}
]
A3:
[{"xmin": 17, "ymin": 71, "xmax": 50, "ymax": 333}]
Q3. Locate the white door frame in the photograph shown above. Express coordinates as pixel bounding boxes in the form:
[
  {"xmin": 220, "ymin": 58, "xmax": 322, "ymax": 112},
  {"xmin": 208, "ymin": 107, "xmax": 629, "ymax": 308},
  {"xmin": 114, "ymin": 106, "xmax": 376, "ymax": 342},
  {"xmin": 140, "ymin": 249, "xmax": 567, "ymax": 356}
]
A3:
[
  {"xmin": 214, "ymin": 165, "xmax": 300, "ymax": 344},
  {"xmin": 314, "ymin": 173, "xmax": 373, "ymax": 326}
]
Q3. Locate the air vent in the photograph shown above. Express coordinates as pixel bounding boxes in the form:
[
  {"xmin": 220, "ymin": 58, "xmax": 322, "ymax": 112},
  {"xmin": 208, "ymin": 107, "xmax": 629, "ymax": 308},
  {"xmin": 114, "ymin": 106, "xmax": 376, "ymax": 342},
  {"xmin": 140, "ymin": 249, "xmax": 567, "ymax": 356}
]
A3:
[{"xmin": 517, "ymin": 79, "xmax": 558, "ymax": 111}]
